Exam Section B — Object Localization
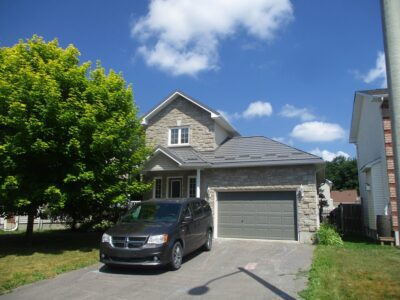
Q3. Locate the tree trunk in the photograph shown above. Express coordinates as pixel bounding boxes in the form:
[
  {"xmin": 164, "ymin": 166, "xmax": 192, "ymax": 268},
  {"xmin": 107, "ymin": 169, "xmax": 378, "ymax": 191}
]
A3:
[
  {"xmin": 25, "ymin": 211, "xmax": 35, "ymax": 244},
  {"xmin": 71, "ymin": 218, "xmax": 77, "ymax": 231}
]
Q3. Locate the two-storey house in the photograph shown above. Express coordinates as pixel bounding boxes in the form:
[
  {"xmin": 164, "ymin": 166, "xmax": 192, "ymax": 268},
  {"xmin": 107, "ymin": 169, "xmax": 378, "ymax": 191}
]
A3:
[{"xmin": 141, "ymin": 91, "xmax": 324, "ymax": 243}]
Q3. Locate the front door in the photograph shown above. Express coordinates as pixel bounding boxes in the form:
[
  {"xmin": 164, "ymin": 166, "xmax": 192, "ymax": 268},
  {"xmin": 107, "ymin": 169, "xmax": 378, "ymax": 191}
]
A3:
[{"xmin": 169, "ymin": 178, "xmax": 182, "ymax": 198}]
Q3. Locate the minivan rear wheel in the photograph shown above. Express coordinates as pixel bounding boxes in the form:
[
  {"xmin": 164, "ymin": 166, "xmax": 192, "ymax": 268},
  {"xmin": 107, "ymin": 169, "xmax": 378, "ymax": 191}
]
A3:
[
  {"xmin": 203, "ymin": 229, "xmax": 212, "ymax": 251},
  {"xmin": 170, "ymin": 242, "xmax": 183, "ymax": 270}
]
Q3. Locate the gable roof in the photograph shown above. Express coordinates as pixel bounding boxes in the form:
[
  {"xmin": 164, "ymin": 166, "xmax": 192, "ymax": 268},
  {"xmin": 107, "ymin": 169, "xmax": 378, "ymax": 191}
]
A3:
[
  {"xmin": 350, "ymin": 88, "xmax": 389, "ymax": 143},
  {"xmin": 201, "ymin": 136, "xmax": 324, "ymax": 167},
  {"xmin": 156, "ymin": 146, "xmax": 210, "ymax": 167},
  {"xmin": 145, "ymin": 136, "xmax": 324, "ymax": 170},
  {"xmin": 141, "ymin": 91, "xmax": 240, "ymax": 136}
]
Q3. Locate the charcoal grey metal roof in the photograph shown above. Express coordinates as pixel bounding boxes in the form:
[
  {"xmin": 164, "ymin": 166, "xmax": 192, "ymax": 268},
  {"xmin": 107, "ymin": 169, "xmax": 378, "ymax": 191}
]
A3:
[
  {"xmin": 201, "ymin": 136, "xmax": 323, "ymax": 167},
  {"xmin": 160, "ymin": 146, "xmax": 210, "ymax": 166},
  {"xmin": 150, "ymin": 136, "xmax": 324, "ymax": 169}
]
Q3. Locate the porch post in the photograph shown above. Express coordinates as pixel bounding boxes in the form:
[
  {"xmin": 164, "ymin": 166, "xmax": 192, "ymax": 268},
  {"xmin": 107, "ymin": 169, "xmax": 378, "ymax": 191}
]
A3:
[{"xmin": 196, "ymin": 169, "xmax": 201, "ymax": 198}]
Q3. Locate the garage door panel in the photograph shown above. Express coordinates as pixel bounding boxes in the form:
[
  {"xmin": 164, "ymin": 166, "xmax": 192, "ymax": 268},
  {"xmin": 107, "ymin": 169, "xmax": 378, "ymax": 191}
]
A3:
[{"xmin": 218, "ymin": 191, "xmax": 297, "ymax": 240}]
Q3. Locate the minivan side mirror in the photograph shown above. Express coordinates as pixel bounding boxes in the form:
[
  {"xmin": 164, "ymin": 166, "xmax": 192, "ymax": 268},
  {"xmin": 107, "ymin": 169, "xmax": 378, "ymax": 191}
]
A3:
[{"xmin": 182, "ymin": 215, "xmax": 192, "ymax": 224}]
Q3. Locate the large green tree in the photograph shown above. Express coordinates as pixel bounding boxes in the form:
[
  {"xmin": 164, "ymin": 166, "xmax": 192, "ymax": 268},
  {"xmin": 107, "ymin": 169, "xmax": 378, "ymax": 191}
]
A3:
[
  {"xmin": 325, "ymin": 156, "xmax": 359, "ymax": 191},
  {"xmin": 0, "ymin": 35, "xmax": 152, "ymax": 239}
]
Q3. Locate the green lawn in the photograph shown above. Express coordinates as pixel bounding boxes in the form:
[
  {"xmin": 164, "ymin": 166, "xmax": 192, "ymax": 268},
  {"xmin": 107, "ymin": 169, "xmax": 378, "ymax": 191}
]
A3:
[
  {"xmin": 300, "ymin": 237, "xmax": 400, "ymax": 299},
  {"xmin": 0, "ymin": 230, "xmax": 102, "ymax": 295}
]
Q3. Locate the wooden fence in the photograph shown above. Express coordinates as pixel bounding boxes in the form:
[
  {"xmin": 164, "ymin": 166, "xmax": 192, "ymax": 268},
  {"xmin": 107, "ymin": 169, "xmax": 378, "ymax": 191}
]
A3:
[{"xmin": 329, "ymin": 204, "xmax": 363, "ymax": 234}]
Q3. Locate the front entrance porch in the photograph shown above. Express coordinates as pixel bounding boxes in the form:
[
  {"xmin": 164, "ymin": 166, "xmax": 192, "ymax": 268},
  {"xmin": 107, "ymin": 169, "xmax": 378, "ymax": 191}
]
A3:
[{"xmin": 145, "ymin": 169, "xmax": 201, "ymax": 199}]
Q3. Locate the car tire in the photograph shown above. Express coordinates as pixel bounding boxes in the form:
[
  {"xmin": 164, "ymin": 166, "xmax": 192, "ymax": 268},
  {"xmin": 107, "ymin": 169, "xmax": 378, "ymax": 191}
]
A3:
[
  {"xmin": 170, "ymin": 241, "xmax": 183, "ymax": 270},
  {"xmin": 203, "ymin": 229, "xmax": 212, "ymax": 251}
]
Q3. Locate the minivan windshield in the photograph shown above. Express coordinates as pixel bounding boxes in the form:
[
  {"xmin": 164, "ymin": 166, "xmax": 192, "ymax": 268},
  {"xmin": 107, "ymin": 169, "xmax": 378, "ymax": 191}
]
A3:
[{"xmin": 119, "ymin": 202, "xmax": 182, "ymax": 223}]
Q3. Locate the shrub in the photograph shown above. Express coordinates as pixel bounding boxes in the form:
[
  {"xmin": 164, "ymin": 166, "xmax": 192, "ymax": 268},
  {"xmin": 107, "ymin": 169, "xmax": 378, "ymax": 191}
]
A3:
[
  {"xmin": 315, "ymin": 223, "xmax": 343, "ymax": 246},
  {"xmin": 91, "ymin": 220, "xmax": 115, "ymax": 232}
]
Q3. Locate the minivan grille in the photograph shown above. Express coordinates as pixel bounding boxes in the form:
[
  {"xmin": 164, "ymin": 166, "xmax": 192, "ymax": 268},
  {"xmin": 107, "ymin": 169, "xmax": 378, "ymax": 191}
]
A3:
[{"xmin": 111, "ymin": 236, "xmax": 147, "ymax": 248}]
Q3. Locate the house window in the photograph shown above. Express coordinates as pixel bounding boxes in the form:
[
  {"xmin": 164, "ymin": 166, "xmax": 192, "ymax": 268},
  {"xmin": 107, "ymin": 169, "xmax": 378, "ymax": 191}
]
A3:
[
  {"xmin": 181, "ymin": 127, "xmax": 189, "ymax": 144},
  {"xmin": 188, "ymin": 177, "xmax": 196, "ymax": 198},
  {"xmin": 169, "ymin": 127, "xmax": 189, "ymax": 145},
  {"xmin": 154, "ymin": 178, "xmax": 162, "ymax": 198}
]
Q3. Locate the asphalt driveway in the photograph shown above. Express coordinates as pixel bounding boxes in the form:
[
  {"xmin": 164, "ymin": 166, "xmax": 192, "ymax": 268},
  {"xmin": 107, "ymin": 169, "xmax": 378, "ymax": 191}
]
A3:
[{"xmin": 1, "ymin": 239, "xmax": 313, "ymax": 300}]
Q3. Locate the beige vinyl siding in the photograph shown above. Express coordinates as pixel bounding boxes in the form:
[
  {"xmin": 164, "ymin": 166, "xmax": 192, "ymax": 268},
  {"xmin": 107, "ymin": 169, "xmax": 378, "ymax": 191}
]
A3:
[
  {"xmin": 144, "ymin": 153, "xmax": 180, "ymax": 171},
  {"xmin": 372, "ymin": 162, "xmax": 389, "ymax": 221}
]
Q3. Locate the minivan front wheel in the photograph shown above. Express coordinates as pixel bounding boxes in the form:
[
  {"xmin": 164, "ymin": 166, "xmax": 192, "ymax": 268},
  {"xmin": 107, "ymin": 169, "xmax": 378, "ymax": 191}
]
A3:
[
  {"xmin": 170, "ymin": 242, "xmax": 183, "ymax": 270},
  {"xmin": 204, "ymin": 229, "xmax": 212, "ymax": 251}
]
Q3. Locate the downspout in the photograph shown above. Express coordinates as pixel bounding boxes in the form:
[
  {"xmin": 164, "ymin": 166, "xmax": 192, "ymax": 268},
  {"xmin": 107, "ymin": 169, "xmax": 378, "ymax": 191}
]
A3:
[{"xmin": 381, "ymin": 0, "xmax": 400, "ymax": 246}]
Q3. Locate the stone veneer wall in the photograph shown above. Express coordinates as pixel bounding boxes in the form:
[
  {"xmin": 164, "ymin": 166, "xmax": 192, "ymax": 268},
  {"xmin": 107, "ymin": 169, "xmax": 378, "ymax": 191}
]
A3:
[
  {"xmin": 201, "ymin": 165, "xmax": 319, "ymax": 243},
  {"xmin": 145, "ymin": 96, "xmax": 217, "ymax": 151}
]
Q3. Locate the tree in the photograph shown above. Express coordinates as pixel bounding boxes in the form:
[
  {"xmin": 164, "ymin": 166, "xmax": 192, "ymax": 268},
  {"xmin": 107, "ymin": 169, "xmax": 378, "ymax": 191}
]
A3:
[
  {"xmin": 0, "ymin": 35, "xmax": 152, "ymax": 240},
  {"xmin": 325, "ymin": 156, "xmax": 359, "ymax": 191}
]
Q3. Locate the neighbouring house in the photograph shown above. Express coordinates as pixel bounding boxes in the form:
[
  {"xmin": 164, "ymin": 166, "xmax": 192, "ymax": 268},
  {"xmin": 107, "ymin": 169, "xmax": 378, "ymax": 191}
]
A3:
[
  {"xmin": 318, "ymin": 179, "xmax": 334, "ymax": 216},
  {"xmin": 141, "ymin": 91, "xmax": 325, "ymax": 243},
  {"xmin": 0, "ymin": 215, "xmax": 66, "ymax": 231},
  {"xmin": 350, "ymin": 88, "xmax": 399, "ymax": 245},
  {"xmin": 331, "ymin": 190, "xmax": 359, "ymax": 207}
]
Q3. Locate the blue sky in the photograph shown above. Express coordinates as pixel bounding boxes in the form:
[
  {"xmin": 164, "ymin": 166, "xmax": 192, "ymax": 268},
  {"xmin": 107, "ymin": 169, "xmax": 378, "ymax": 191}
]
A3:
[{"xmin": 0, "ymin": 0, "xmax": 386, "ymax": 160}]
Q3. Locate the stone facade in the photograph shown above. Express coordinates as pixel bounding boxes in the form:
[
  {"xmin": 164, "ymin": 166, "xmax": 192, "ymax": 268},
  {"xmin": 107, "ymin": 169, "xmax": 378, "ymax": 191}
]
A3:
[
  {"xmin": 145, "ymin": 96, "xmax": 218, "ymax": 151},
  {"xmin": 143, "ymin": 94, "xmax": 321, "ymax": 244},
  {"xmin": 201, "ymin": 165, "xmax": 319, "ymax": 243}
]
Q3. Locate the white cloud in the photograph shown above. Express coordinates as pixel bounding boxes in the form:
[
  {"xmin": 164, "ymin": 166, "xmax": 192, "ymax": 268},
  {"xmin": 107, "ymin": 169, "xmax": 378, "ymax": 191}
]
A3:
[
  {"xmin": 290, "ymin": 121, "xmax": 346, "ymax": 142},
  {"xmin": 217, "ymin": 110, "xmax": 241, "ymax": 123},
  {"xmin": 280, "ymin": 104, "xmax": 315, "ymax": 121},
  {"xmin": 243, "ymin": 101, "xmax": 273, "ymax": 118},
  {"xmin": 132, "ymin": 0, "xmax": 293, "ymax": 76},
  {"xmin": 357, "ymin": 51, "xmax": 387, "ymax": 88},
  {"xmin": 219, "ymin": 101, "xmax": 273, "ymax": 122},
  {"xmin": 310, "ymin": 148, "xmax": 350, "ymax": 162}
]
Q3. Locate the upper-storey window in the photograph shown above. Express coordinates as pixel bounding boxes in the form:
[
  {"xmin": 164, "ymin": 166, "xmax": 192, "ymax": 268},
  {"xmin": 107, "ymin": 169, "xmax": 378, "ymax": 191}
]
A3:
[{"xmin": 169, "ymin": 127, "xmax": 189, "ymax": 146}]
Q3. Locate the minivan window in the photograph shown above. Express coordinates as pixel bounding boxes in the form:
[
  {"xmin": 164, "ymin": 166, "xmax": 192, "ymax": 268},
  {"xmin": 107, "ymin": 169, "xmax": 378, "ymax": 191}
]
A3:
[
  {"xmin": 191, "ymin": 201, "xmax": 203, "ymax": 219},
  {"xmin": 183, "ymin": 205, "xmax": 192, "ymax": 219},
  {"xmin": 202, "ymin": 200, "xmax": 211, "ymax": 215},
  {"xmin": 119, "ymin": 203, "xmax": 181, "ymax": 223}
]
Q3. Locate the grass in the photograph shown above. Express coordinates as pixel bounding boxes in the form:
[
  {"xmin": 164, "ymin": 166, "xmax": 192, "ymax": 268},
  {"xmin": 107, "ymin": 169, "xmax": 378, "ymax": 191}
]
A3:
[
  {"xmin": 300, "ymin": 236, "xmax": 400, "ymax": 299},
  {"xmin": 0, "ymin": 230, "xmax": 102, "ymax": 295}
]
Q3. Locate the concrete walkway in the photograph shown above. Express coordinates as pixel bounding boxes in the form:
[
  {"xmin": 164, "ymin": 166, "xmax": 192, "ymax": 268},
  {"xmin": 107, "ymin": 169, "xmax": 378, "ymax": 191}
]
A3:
[{"xmin": 1, "ymin": 239, "xmax": 313, "ymax": 300}]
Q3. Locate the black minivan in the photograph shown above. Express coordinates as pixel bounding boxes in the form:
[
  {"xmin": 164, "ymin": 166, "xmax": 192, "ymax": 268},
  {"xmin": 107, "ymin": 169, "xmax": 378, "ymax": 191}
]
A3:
[{"xmin": 100, "ymin": 198, "xmax": 213, "ymax": 270}]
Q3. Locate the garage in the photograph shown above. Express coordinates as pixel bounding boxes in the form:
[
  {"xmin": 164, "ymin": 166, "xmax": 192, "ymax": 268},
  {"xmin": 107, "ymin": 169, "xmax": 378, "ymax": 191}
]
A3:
[{"xmin": 217, "ymin": 191, "xmax": 297, "ymax": 241}]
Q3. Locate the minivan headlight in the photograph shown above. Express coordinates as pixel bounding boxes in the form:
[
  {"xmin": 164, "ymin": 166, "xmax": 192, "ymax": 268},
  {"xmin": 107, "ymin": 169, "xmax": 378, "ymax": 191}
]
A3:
[
  {"xmin": 147, "ymin": 234, "xmax": 168, "ymax": 245},
  {"xmin": 102, "ymin": 233, "xmax": 112, "ymax": 244}
]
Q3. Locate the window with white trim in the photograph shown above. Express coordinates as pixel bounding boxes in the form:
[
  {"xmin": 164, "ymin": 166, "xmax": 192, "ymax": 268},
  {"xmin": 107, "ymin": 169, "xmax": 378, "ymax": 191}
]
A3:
[
  {"xmin": 169, "ymin": 127, "xmax": 189, "ymax": 145},
  {"xmin": 188, "ymin": 177, "xmax": 196, "ymax": 198},
  {"xmin": 154, "ymin": 178, "xmax": 162, "ymax": 198}
]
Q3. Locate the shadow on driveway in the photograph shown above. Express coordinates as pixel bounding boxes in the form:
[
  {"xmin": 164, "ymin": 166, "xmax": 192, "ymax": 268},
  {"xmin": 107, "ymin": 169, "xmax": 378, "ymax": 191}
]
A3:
[{"xmin": 188, "ymin": 267, "xmax": 296, "ymax": 300}]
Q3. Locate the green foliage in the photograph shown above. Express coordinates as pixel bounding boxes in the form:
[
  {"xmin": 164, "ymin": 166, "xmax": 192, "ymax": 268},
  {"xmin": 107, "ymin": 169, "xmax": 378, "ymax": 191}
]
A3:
[
  {"xmin": 0, "ymin": 35, "xmax": 152, "ymax": 231},
  {"xmin": 91, "ymin": 220, "xmax": 114, "ymax": 231},
  {"xmin": 325, "ymin": 156, "xmax": 358, "ymax": 191},
  {"xmin": 0, "ymin": 230, "xmax": 101, "ymax": 294},
  {"xmin": 315, "ymin": 223, "xmax": 344, "ymax": 246},
  {"xmin": 300, "ymin": 239, "xmax": 400, "ymax": 299}
]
